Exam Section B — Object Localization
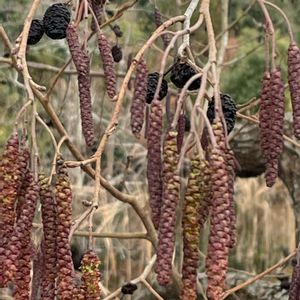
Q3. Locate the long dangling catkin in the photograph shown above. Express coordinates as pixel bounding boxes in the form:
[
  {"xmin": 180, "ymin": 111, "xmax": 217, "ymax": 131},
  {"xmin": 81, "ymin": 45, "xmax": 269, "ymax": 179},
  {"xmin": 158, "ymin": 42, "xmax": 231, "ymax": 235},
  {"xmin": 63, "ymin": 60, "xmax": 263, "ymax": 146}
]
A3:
[
  {"xmin": 39, "ymin": 174, "xmax": 57, "ymax": 300},
  {"xmin": 66, "ymin": 23, "xmax": 95, "ymax": 147},
  {"xmin": 2, "ymin": 170, "xmax": 39, "ymax": 287},
  {"xmin": 89, "ymin": 0, "xmax": 103, "ymax": 32},
  {"xmin": 147, "ymin": 99, "xmax": 163, "ymax": 230},
  {"xmin": 206, "ymin": 120, "xmax": 231, "ymax": 300},
  {"xmin": 79, "ymin": 250, "xmax": 101, "ymax": 299},
  {"xmin": 288, "ymin": 42, "xmax": 300, "ymax": 140},
  {"xmin": 155, "ymin": 130, "xmax": 180, "ymax": 286},
  {"xmin": 98, "ymin": 33, "xmax": 117, "ymax": 99},
  {"xmin": 131, "ymin": 59, "xmax": 148, "ymax": 138},
  {"xmin": 181, "ymin": 156, "xmax": 203, "ymax": 300},
  {"xmin": 264, "ymin": 68, "xmax": 285, "ymax": 187},
  {"xmin": 154, "ymin": 7, "xmax": 171, "ymax": 48},
  {"xmin": 55, "ymin": 157, "xmax": 75, "ymax": 300},
  {"xmin": 289, "ymin": 262, "xmax": 300, "ymax": 300}
]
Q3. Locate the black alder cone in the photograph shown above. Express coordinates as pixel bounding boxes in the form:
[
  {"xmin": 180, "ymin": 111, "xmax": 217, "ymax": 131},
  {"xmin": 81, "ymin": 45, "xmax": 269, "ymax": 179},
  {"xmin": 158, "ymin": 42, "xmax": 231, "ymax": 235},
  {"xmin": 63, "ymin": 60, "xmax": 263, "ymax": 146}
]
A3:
[
  {"xmin": 146, "ymin": 72, "xmax": 168, "ymax": 104},
  {"xmin": 43, "ymin": 3, "xmax": 71, "ymax": 40},
  {"xmin": 121, "ymin": 283, "xmax": 137, "ymax": 295},
  {"xmin": 111, "ymin": 44, "xmax": 122, "ymax": 63},
  {"xmin": 207, "ymin": 94, "xmax": 237, "ymax": 134},
  {"xmin": 170, "ymin": 62, "xmax": 201, "ymax": 90},
  {"xmin": 27, "ymin": 19, "xmax": 44, "ymax": 45},
  {"xmin": 112, "ymin": 25, "xmax": 123, "ymax": 37}
]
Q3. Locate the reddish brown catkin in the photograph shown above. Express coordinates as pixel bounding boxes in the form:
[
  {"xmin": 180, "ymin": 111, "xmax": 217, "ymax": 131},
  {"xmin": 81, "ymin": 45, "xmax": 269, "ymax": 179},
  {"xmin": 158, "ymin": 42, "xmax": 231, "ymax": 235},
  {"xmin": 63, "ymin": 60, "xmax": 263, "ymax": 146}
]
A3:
[
  {"xmin": 0, "ymin": 133, "xmax": 26, "ymax": 286},
  {"xmin": 39, "ymin": 174, "xmax": 57, "ymax": 300},
  {"xmin": 156, "ymin": 130, "xmax": 180, "ymax": 286},
  {"xmin": 89, "ymin": 0, "xmax": 103, "ymax": 32},
  {"xmin": 181, "ymin": 157, "xmax": 203, "ymax": 300},
  {"xmin": 265, "ymin": 68, "xmax": 285, "ymax": 187},
  {"xmin": 206, "ymin": 120, "xmax": 231, "ymax": 300},
  {"xmin": 147, "ymin": 99, "xmax": 163, "ymax": 230},
  {"xmin": 288, "ymin": 42, "xmax": 300, "ymax": 139},
  {"xmin": 31, "ymin": 246, "xmax": 44, "ymax": 300},
  {"xmin": 66, "ymin": 23, "xmax": 95, "ymax": 147},
  {"xmin": 154, "ymin": 7, "xmax": 171, "ymax": 48},
  {"xmin": 3, "ymin": 170, "xmax": 39, "ymax": 287},
  {"xmin": 55, "ymin": 157, "xmax": 75, "ymax": 300},
  {"xmin": 98, "ymin": 33, "xmax": 117, "ymax": 99},
  {"xmin": 177, "ymin": 113, "xmax": 186, "ymax": 154},
  {"xmin": 289, "ymin": 262, "xmax": 300, "ymax": 300},
  {"xmin": 79, "ymin": 250, "xmax": 101, "ymax": 299},
  {"xmin": 131, "ymin": 59, "xmax": 148, "ymax": 138}
]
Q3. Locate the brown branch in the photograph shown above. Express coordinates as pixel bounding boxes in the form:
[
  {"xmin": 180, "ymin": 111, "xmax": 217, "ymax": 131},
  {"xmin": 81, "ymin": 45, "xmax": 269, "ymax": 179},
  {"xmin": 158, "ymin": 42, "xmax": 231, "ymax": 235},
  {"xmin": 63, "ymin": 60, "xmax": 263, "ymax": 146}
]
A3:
[{"xmin": 222, "ymin": 250, "xmax": 296, "ymax": 299}]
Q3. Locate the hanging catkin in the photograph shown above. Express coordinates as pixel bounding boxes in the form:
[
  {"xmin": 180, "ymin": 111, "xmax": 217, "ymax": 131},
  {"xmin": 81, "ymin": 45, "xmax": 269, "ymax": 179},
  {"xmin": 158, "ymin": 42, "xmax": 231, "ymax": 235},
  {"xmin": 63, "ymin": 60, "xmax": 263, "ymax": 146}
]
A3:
[
  {"xmin": 39, "ymin": 174, "xmax": 57, "ymax": 300},
  {"xmin": 66, "ymin": 23, "xmax": 95, "ymax": 147},
  {"xmin": 288, "ymin": 42, "xmax": 300, "ymax": 139},
  {"xmin": 205, "ymin": 120, "xmax": 231, "ymax": 300},
  {"xmin": 55, "ymin": 157, "xmax": 74, "ymax": 300},
  {"xmin": 98, "ymin": 33, "xmax": 117, "ymax": 99},
  {"xmin": 154, "ymin": 7, "xmax": 171, "ymax": 48},
  {"xmin": 147, "ymin": 99, "xmax": 163, "ymax": 229},
  {"xmin": 289, "ymin": 261, "xmax": 300, "ymax": 300},
  {"xmin": 155, "ymin": 130, "xmax": 180, "ymax": 286},
  {"xmin": 131, "ymin": 59, "xmax": 148, "ymax": 138},
  {"xmin": 181, "ymin": 156, "xmax": 203, "ymax": 300}
]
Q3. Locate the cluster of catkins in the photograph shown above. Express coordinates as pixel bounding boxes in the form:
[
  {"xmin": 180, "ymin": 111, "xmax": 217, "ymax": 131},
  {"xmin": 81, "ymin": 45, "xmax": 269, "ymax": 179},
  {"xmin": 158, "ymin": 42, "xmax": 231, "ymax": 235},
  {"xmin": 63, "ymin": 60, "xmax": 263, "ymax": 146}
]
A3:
[
  {"xmin": 259, "ymin": 37, "xmax": 300, "ymax": 187},
  {"xmin": 0, "ymin": 133, "xmax": 103, "ymax": 299}
]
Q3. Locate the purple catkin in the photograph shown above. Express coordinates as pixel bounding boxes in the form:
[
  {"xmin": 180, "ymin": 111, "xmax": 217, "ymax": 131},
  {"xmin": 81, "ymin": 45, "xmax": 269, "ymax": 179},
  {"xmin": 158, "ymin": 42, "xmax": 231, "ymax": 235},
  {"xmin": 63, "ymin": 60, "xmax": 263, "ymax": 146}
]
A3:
[
  {"xmin": 55, "ymin": 157, "xmax": 74, "ymax": 300},
  {"xmin": 181, "ymin": 157, "xmax": 203, "ymax": 300},
  {"xmin": 154, "ymin": 7, "xmax": 171, "ymax": 48},
  {"xmin": 66, "ymin": 23, "xmax": 95, "ymax": 147},
  {"xmin": 39, "ymin": 174, "xmax": 57, "ymax": 300},
  {"xmin": 155, "ymin": 130, "xmax": 179, "ymax": 286},
  {"xmin": 89, "ymin": 0, "xmax": 103, "ymax": 32},
  {"xmin": 206, "ymin": 120, "xmax": 231, "ymax": 300},
  {"xmin": 131, "ymin": 59, "xmax": 148, "ymax": 138},
  {"xmin": 288, "ymin": 42, "xmax": 300, "ymax": 140},
  {"xmin": 289, "ymin": 262, "xmax": 300, "ymax": 300},
  {"xmin": 147, "ymin": 99, "xmax": 163, "ymax": 229},
  {"xmin": 177, "ymin": 114, "xmax": 186, "ymax": 154},
  {"xmin": 3, "ymin": 170, "xmax": 39, "ymax": 286},
  {"xmin": 31, "ymin": 246, "xmax": 44, "ymax": 300},
  {"xmin": 98, "ymin": 33, "xmax": 117, "ymax": 99}
]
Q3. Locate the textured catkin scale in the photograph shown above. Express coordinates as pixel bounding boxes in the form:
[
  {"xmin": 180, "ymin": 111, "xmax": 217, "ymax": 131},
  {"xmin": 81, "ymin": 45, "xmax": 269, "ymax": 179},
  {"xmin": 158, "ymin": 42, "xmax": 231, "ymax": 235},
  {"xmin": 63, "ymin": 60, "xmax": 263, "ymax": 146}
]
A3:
[
  {"xmin": 78, "ymin": 250, "xmax": 101, "ymax": 299},
  {"xmin": 288, "ymin": 42, "xmax": 300, "ymax": 139},
  {"xmin": 154, "ymin": 7, "xmax": 171, "ymax": 48},
  {"xmin": 43, "ymin": 3, "xmax": 71, "ymax": 40},
  {"xmin": 177, "ymin": 114, "xmax": 186, "ymax": 153},
  {"xmin": 111, "ymin": 44, "xmax": 123, "ymax": 63},
  {"xmin": 39, "ymin": 174, "xmax": 57, "ymax": 300},
  {"xmin": 89, "ymin": 0, "xmax": 103, "ymax": 32},
  {"xmin": 206, "ymin": 120, "xmax": 231, "ymax": 300},
  {"xmin": 98, "ymin": 33, "xmax": 117, "ymax": 99},
  {"xmin": 289, "ymin": 263, "xmax": 300, "ymax": 299},
  {"xmin": 2, "ymin": 170, "xmax": 39, "ymax": 287},
  {"xmin": 147, "ymin": 99, "xmax": 163, "ymax": 229},
  {"xmin": 131, "ymin": 59, "xmax": 148, "ymax": 138},
  {"xmin": 259, "ymin": 72, "xmax": 272, "ymax": 162},
  {"xmin": 55, "ymin": 157, "xmax": 75, "ymax": 300},
  {"xmin": 207, "ymin": 94, "xmax": 237, "ymax": 134},
  {"xmin": 155, "ymin": 130, "xmax": 180, "ymax": 286},
  {"xmin": 146, "ymin": 72, "xmax": 168, "ymax": 104},
  {"xmin": 181, "ymin": 157, "xmax": 204, "ymax": 300},
  {"xmin": 264, "ymin": 68, "xmax": 285, "ymax": 187},
  {"xmin": 170, "ymin": 63, "xmax": 201, "ymax": 90},
  {"xmin": 27, "ymin": 19, "xmax": 44, "ymax": 45},
  {"xmin": 66, "ymin": 23, "xmax": 95, "ymax": 147}
]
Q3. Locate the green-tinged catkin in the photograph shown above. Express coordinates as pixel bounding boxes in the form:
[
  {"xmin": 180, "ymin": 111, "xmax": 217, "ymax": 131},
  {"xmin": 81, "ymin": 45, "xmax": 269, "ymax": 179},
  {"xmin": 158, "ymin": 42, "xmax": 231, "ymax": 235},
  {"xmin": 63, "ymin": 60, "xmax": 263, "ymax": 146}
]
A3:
[
  {"xmin": 98, "ymin": 33, "xmax": 117, "ymax": 99},
  {"xmin": 205, "ymin": 119, "xmax": 231, "ymax": 300},
  {"xmin": 131, "ymin": 59, "xmax": 148, "ymax": 138},
  {"xmin": 147, "ymin": 99, "xmax": 163, "ymax": 229},
  {"xmin": 79, "ymin": 250, "xmax": 101, "ymax": 299},
  {"xmin": 3, "ymin": 170, "xmax": 39, "ymax": 288},
  {"xmin": 39, "ymin": 174, "xmax": 57, "ymax": 300},
  {"xmin": 181, "ymin": 157, "xmax": 206, "ymax": 300},
  {"xmin": 55, "ymin": 157, "xmax": 75, "ymax": 300},
  {"xmin": 66, "ymin": 23, "xmax": 95, "ymax": 147},
  {"xmin": 155, "ymin": 130, "xmax": 180, "ymax": 286}
]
